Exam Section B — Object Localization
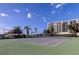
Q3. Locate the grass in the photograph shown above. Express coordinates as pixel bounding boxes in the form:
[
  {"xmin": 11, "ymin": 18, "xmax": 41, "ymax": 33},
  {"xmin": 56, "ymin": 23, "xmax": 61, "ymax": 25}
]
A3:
[{"xmin": 0, "ymin": 38, "xmax": 79, "ymax": 55}]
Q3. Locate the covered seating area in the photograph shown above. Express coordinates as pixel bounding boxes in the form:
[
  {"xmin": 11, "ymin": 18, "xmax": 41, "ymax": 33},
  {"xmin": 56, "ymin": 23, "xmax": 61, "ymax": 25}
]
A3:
[{"xmin": 57, "ymin": 32, "xmax": 74, "ymax": 37}]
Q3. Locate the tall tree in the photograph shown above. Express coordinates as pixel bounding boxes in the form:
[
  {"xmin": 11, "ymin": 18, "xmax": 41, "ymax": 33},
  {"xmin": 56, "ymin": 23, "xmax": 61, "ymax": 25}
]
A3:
[
  {"xmin": 43, "ymin": 25, "xmax": 54, "ymax": 36},
  {"xmin": 43, "ymin": 29, "xmax": 46, "ymax": 35},
  {"xmin": 13, "ymin": 26, "xmax": 22, "ymax": 35},
  {"xmin": 68, "ymin": 23, "xmax": 79, "ymax": 36},
  {"xmin": 34, "ymin": 27, "xmax": 37, "ymax": 35},
  {"xmin": 48, "ymin": 25, "xmax": 54, "ymax": 35},
  {"xmin": 24, "ymin": 26, "xmax": 31, "ymax": 36},
  {"xmin": 43, "ymin": 29, "xmax": 51, "ymax": 36}
]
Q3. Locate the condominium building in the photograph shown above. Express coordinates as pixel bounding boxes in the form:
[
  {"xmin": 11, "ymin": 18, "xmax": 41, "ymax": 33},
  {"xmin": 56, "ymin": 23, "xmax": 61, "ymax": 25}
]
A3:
[{"xmin": 47, "ymin": 18, "xmax": 79, "ymax": 36}]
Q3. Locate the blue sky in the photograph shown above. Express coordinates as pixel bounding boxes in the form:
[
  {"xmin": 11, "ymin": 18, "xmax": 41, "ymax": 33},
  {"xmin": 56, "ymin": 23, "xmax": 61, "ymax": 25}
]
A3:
[{"xmin": 0, "ymin": 3, "xmax": 79, "ymax": 34}]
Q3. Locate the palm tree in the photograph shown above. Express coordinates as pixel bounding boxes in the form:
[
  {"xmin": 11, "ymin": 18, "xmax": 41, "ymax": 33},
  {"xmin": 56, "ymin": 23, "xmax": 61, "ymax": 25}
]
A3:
[
  {"xmin": 31, "ymin": 31, "xmax": 34, "ymax": 36},
  {"xmin": 48, "ymin": 25, "xmax": 54, "ymax": 35},
  {"xmin": 34, "ymin": 27, "xmax": 37, "ymax": 35},
  {"xmin": 13, "ymin": 26, "xmax": 22, "ymax": 35},
  {"xmin": 43, "ymin": 25, "xmax": 54, "ymax": 36},
  {"xmin": 68, "ymin": 23, "xmax": 79, "ymax": 36},
  {"xmin": 43, "ymin": 29, "xmax": 47, "ymax": 35},
  {"xmin": 43, "ymin": 29, "xmax": 51, "ymax": 36},
  {"xmin": 24, "ymin": 26, "xmax": 31, "ymax": 36}
]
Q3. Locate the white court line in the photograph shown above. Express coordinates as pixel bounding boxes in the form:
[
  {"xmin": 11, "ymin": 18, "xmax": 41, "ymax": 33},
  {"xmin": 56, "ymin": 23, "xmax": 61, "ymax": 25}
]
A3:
[
  {"xmin": 42, "ymin": 39, "xmax": 58, "ymax": 45},
  {"xmin": 9, "ymin": 38, "xmax": 67, "ymax": 47},
  {"xmin": 48, "ymin": 40, "xmax": 66, "ymax": 47}
]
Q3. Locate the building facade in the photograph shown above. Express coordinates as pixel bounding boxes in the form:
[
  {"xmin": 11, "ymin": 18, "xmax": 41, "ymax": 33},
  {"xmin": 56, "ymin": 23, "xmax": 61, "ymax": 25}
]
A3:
[{"xmin": 47, "ymin": 18, "xmax": 79, "ymax": 36}]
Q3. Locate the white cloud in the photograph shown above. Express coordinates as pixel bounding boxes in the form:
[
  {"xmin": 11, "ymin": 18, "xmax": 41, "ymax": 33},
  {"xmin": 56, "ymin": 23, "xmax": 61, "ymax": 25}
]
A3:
[
  {"xmin": 51, "ymin": 4, "xmax": 67, "ymax": 14},
  {"xmin": 26, "ymin": 11, "xmax": 47, "ymax": 23},
  {"xmin": 0, "ymin": 29, "xmax": 4, "ymax": 34},
  {"xmin": 0, "ymin": 28, "xmax": 11, "ymax": 34},
  {"xmin": 14, "ymin": 9, "xmax": 20, "ymax": 13},
  {"xmin": 33, "ymin": 13, "xmax": 47, "ymax": 22},
  {"xmin": 56, "ymin": 4, "xmax": 63, "ymax": 8},
  {"xmin": 50, "ymin": 3, "xmax": 67, "ymax": 9},
  {"xmin": 5, "ymin": 27, "xmax": 12, "ymax": 30},
  {"xmin": 55, "ymin": 3, "xmax": 66, "ymax": 9},
  {"xmin": 43, "ymin": 17, "xmax": 47, "ymax": 23},
  {"xmin": 0, "ymin": 13, "xmax": 8, "ymax": 17},
  {"xmin": 51, "ymin": 10, "xmax": 56, "ymax": 14},
  {"xmin": 27, "ymin": 12, "xmax": 31, "ymax": 18}
]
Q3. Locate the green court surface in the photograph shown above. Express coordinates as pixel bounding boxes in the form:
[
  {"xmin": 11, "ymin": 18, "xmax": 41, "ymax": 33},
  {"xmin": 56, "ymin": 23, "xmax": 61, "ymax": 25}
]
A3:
[{"xmin": 0, "ymin": 38, "xmax": 79, "ymax": 55}]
